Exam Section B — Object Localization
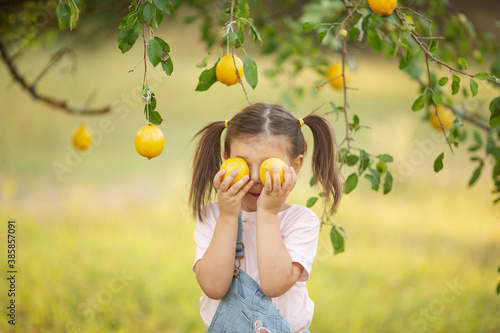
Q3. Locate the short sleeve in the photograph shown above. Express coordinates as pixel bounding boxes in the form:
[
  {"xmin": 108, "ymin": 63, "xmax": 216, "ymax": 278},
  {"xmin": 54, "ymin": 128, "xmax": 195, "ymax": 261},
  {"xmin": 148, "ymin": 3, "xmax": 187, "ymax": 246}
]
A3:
[
  {"xmin": 193, "ymin": 202, "xmax": 220, "ymax": 272},
  {"xmin": 280, "ymin": 207, "xmax": 320, "ymax": 282}
]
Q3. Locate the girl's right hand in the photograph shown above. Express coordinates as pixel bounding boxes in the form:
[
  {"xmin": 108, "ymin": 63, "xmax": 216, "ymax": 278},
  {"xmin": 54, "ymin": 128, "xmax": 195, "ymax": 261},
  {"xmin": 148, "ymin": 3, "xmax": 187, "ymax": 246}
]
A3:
[{"xmin": 214, "ymin": 169, "xmax": 254, "ymax": 219}]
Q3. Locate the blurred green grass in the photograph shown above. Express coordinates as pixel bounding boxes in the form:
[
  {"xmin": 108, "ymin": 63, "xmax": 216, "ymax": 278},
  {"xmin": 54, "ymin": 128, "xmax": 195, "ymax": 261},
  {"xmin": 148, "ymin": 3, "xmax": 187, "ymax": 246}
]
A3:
[{"xmin": 1, "ymin": 21, "xmax": 500, "ymax": 333}]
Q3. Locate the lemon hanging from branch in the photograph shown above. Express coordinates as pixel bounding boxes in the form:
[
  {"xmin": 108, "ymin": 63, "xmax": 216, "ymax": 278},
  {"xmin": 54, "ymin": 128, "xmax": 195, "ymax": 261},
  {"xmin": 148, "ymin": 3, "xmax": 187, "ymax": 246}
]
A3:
[
  {"xmin": 216, "ymin": 54, "xmax": 244, "ymax": 86},
  {"xmin": 326, "ymin": 62, "xmax": 350, "ymax": 90},
  {"xmin": 72, "ymin": 123, "xmax": 92, "ymax": 151},
  {"xmin": 135, "ymin": 123, "xmax": 165, "ymax": 159},
  {"xmin": 368, "ymin": 0, "xmax": 397, "ymax": 16},
  {"xmin": 429, "ymin": 105, "xmax": 455, "ymax": 130}
]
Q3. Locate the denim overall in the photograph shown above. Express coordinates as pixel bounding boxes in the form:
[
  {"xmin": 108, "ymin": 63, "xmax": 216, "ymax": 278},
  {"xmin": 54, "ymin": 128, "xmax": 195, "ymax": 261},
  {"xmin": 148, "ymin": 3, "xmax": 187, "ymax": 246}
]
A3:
[{"xmin": 207, "ymin": 216, "xmax": 291, "ymax": 333}]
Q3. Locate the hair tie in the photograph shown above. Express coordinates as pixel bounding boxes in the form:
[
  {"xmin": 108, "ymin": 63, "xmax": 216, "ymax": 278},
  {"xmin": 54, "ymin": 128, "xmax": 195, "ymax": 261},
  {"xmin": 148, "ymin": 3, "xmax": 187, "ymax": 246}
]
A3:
[
  {"xmin": 298, "ymin": 118, "xmax": 304, "ymax": 127},
  {"xmin": 225, "ymin": 120, "xmax": 229, "ymax": 128}
]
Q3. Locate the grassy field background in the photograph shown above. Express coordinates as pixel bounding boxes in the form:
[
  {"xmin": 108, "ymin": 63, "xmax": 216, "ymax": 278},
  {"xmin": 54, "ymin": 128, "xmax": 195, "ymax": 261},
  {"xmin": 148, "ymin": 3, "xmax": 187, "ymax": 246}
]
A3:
[{"xmin": 1, "ymin": 17, "xmax": 500, "ymax": 333}]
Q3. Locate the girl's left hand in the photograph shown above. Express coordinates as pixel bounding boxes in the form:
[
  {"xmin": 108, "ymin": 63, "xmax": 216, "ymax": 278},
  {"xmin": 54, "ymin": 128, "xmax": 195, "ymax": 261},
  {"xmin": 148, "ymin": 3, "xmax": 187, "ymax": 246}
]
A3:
[{"xmin": 257, "ymin": 165, "xmax": 296, "ymax": 214}]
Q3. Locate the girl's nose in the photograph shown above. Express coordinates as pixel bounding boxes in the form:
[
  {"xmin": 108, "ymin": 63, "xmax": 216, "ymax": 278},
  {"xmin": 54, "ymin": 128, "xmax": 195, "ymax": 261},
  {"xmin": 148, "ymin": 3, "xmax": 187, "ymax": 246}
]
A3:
[{"xmin": 249, "ymin": 166, "xmax": 261, "ymax": 184}]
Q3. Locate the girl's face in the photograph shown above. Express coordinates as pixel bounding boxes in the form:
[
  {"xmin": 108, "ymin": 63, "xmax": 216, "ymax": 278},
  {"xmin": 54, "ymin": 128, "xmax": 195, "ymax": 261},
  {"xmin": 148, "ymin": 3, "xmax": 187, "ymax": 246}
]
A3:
[{"xmin": 224, "ymin": 134, "xmax": 303, "ymax": 212}]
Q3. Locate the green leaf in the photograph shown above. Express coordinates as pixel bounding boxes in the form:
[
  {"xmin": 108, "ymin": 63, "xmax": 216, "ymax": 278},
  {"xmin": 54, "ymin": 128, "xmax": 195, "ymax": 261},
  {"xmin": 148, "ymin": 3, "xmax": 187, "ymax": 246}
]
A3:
[
  {"xmin": 458, "ymin": 57, "xmax": 468, "ymax": 70},
  {"xmin": 468, "ymin": 163, "xmax": 483, "ymax": 187},
  {"xmin": 438, "ymin": 77, "xmax": 449, "ymax": 86},
  {"xmin": 147, "ymin": 39, "xmax": 162, "ymax": 67},
  {"xmin": 383, "ymin": 171, "xmax": 393, "ymax": 194},
  {"xmin": 227, "ymin": 32, "xmax": 239, "ymax": 44},
  {"xmin": 56, "ymin": 1, "xmax": 71, "ymax": 31},
  {"xmin": 434, "ymin": 152, "xmax": 444, "ymax": 172},
  {"xmin": 469, "ymin": 79, "xmax": 479, "ymax": 97},
  {"xmin": 161, "ymin": 57, "xmax": 173, "ymax": 76},
  {"xmin": 153, "ymin": 0, "xmax": 173, "ymax": 14},
  {"xmin": 119, "ymin": 12, "xmax": 137, "ymax": 31},
  {"xmin": 367, "ymin": 29, "xmax": 381, "ymax": 52},
  {"xmin": 489, "ymin": 97, "xmax": 500, "ymax": 128},
  {"xmin": 195, "ymin": 63, "xmax": 218, "ymax": 91},
  {"xmin": 432, "ymin": 90, "xmax": 443, "ymax": 105},
  {"xmin": 317, "ymin": 30, "xmax": 328, "ymax": 44},
  {"xmin": 309, "ymin": 176, "xmax": 316, "ymax": 187},
  {"xmin": 375, "ymin": 161, "xmax": 387, "ymax": 174},
  {"xmin": 404, "ymin": 15, "xmax": 414, "ymax": 25},
  {"xmin": 474, "ymin": 72, "xmax": 489, "ymax": 81},
  {"xmin": 329, "ymin": 102, "xmax": 337, "ymax": 113},
  {"xmin": 303, "ymin": 21, "xmax": 321, "ymax": 33},
  {"xmin": 377, "ymin": 154, "xmax": 394, "ymax": 163},
  {"xmin": 248, "ymin": 20, "xmax": 263, "ymax": 44},
  {"xmin": 496, "ymin": 281, "xmax": 500, "ymax": 295},
  {"xmin": 68, "ymin": 0, "xmax": 80, "ymax": 30},
  {"xmin": 411, "ymin": 95, "xmax": 425, "ymax": 111},
  {"xmin": 364, "ymin": 168, "xmax": 380, "ymax": 191},
  {"xmin": 306, "ymin": 197, "xmax": 318, "ymax": 208},
  {"xmin": 358, "ymin": 149, "xmax": 370, "ymax": 175},
  {"xmin": 143, "ymin": 3, "xmax": 156, "ymax": 26},
  {"xmin": 330, "ymin": 226, "xmax": 345, "ymax": 255},
  {"xmin": 243, "ymin": 54, "xmax": 258, "ymax": 89},
  {"xmin": 148, "ymin": 110, "xmax": 163, "ymax": 125},
  {"xmin": 154, "ymin": 8, "xmax": 164, "ymax": 28},
  {"xmin": 117, "ymin": 23, "xmax": 141, "ymax": 53},
  {"xmin": 154, "ymin": 36, "xmax": 170, "ymax": 52},
  {"xmin": 345, "ymin": 154, "xmax": 359, "ymax": 166},
  {"xmin": 196, "ymin": 53, "xmax": 212, "ymax": 69},
  {"xmin": 344, "ymin": 173, "xmax": 358, "ymax": 194},
  {"xmin": 473, "ymin": 131, "xmax": 482, "ymax": 147},
  {"xmin": 236, "ymin": 0, "xmax": 249, "ymax": 18},
  {"xmin": 451, "ymin": 75, "xmax": 460, "ymax": 95}
]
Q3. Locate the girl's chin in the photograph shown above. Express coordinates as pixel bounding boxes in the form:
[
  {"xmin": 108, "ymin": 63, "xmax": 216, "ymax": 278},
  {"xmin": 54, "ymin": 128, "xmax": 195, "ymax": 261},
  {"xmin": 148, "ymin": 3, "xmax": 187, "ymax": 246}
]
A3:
[{"xmin": 242, "ymin": 194, "xmax": 259, "ymax": 212}]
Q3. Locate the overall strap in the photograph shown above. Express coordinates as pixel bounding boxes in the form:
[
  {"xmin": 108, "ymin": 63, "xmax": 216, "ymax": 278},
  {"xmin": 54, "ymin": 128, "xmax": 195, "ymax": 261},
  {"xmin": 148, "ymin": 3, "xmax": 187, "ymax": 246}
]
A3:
[{"xmin": 235, "ymin": 215, "xmax": 244, "ymax": 259}]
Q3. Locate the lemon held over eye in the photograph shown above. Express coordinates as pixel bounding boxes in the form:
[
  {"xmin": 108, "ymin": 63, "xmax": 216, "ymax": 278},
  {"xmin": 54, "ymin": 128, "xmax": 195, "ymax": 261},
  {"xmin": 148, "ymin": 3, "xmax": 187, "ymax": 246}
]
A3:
[
  {"xmin": 220, "ymin": 157, "xmax": 250, "ymax": 186},
  {"xmin": 260, "ymin": 158, "xmax": 287, "ymax": 185}
]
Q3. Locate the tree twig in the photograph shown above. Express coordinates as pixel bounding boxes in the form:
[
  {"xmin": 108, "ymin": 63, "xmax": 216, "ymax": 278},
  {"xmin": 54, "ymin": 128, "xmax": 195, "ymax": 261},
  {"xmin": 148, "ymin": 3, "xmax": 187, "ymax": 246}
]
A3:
[
  {"xmin": 0, "ymin": 41, "xmax": 109, "ymax": 115},
  {"xmin": 142, "ymin": 21, "xmax": 148, "ymax": 89},
  {"xmin": 228, "ymin": 0, "xmax": 251, "ymax": 105},
  {"xmin": 394, "ymin": 10, "xmax": 500, "ymax": 88}
]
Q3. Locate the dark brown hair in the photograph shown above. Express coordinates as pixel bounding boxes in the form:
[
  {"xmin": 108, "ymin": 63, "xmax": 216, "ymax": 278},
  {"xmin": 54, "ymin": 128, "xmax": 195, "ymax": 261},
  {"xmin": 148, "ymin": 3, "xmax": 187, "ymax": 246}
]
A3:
[{"xmin": 189, "ymin": 103, "xmax": 342, "ymax": 218}]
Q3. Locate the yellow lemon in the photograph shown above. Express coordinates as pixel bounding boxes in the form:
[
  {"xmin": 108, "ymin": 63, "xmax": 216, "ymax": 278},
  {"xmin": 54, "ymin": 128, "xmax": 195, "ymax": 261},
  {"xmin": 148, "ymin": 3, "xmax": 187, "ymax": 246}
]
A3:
[
  {"xmin": 260, "ymin": 158, "xmax": 286, "ymax": 185},
  {"xmin": 368, "ymin": 0, "xmax": 397, "ymax": 16},
  {"xmin": 72, "ymin": 123, "xmax": 92, "ymax": 151},
  {"xmin": 326, "ymin": 62, "xmax": 350, "ymax": 90},
  {"xmin": 220, "ymin": 157, "xmax": 250, "ymax": 186},
  {"xmin": 135, "ymin": 123, "xmax": 165, "ymax": 159},
  {"xmin": 429, "ymin": 105, "xmax": 455, "ymax": 130},
  {"xmin": 216, "ymin": 54, "xmax": 244, "ymax": 86}
]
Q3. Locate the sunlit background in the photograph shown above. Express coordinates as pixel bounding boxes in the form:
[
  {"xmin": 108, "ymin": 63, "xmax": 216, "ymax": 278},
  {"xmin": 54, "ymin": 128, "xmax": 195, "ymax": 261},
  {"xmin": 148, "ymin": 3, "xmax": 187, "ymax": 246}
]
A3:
[{"xmin": 1, "ymin": 4, "xmax": 500, "ymax": 333}]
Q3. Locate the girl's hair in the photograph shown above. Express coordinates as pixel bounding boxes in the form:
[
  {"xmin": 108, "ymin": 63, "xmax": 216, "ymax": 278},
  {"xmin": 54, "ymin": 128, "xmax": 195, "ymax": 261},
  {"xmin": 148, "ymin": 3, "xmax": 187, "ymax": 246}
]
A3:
[{"xmin": 189, "ymin": 102, "xmax": 342, "ymax": 219}]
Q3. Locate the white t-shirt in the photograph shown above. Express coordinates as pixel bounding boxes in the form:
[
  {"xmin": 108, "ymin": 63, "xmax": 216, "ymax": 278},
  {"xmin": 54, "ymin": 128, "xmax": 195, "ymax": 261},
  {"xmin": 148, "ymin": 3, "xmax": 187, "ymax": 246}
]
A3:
[{"xmin": 193, "ymin": 202, "xmax": 320, "ymax": 333}]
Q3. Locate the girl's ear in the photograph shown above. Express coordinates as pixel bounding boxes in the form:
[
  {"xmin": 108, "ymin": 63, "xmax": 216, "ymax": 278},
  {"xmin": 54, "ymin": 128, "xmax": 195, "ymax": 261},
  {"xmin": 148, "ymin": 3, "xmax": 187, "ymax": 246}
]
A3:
[{"xmin": 291, "ymin": 154, "xmax": 304, "ymax": 174}]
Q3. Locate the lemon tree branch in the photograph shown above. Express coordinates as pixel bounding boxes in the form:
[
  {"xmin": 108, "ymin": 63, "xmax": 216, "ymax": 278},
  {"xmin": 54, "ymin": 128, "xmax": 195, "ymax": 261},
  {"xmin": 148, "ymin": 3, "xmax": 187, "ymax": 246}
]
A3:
[
  {"xmin": 228, "ymin": 0, "xmax": 251, "ymax": 105},
  {"xmin": 0, "ymin": 40, "xmax": 110, "ymax": 115}
]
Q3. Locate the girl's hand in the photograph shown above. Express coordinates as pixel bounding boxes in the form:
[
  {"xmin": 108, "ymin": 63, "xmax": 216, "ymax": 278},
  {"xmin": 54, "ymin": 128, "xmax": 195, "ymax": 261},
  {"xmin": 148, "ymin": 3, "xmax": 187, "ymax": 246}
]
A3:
[
  {"xmin": 214, "ymin": 169, "xmax": 254, "ymax": 219},
  {"xmin": 258, "ymin": 165, "xmax": 296, "ymax": 214}
]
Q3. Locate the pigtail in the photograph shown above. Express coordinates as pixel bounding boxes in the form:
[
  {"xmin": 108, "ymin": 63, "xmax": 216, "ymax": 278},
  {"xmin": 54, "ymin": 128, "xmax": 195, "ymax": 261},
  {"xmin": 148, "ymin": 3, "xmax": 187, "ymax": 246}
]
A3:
[
  {"xmin": 189, "ymin": 121, "xmax": 226, "ymax": 219},
  {"xmin": 302, "ymin": 114, "xmax": 342, "ymax": 214}
]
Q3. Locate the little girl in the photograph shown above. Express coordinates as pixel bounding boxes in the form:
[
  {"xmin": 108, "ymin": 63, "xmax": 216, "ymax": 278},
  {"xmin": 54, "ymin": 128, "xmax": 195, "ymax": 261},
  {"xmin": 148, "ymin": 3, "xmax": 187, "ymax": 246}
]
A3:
[{"xmin": 189, "ymin": 103, "xmax": 342, "ymax": 333}]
